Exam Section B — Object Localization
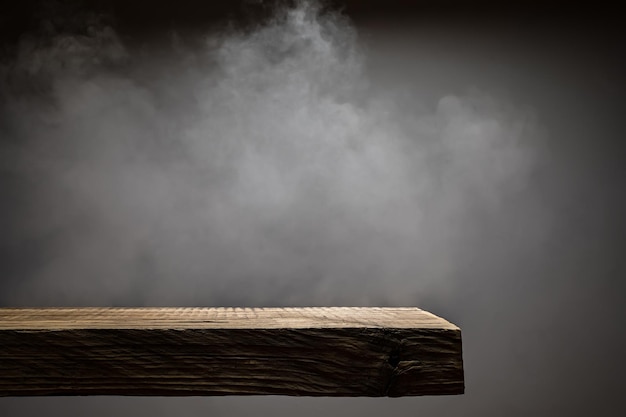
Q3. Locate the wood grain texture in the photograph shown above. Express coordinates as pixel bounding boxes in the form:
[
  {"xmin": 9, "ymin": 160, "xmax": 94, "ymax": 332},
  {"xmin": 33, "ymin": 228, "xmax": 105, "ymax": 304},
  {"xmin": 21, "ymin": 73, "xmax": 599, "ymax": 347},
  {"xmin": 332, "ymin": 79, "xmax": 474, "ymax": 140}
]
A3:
[{"xmin": 0, "ymin": 307, "xmax": 464, "ymax": 397}]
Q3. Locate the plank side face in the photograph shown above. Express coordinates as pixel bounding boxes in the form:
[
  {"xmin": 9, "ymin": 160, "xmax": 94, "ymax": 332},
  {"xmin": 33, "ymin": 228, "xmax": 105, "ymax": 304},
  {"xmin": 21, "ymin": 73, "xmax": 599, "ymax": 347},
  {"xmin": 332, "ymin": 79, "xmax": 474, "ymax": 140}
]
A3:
[{"xmin": 0, "ymin": 307, "xmax": 464, "ymax": 397}]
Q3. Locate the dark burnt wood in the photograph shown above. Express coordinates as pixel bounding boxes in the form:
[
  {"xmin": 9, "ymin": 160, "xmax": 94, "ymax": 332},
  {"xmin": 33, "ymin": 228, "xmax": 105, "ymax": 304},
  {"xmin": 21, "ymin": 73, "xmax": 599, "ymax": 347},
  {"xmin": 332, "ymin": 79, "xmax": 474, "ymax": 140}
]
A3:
[{"xmin": 0, "ymin": 307, "xmax": 464, "ymax": 397}]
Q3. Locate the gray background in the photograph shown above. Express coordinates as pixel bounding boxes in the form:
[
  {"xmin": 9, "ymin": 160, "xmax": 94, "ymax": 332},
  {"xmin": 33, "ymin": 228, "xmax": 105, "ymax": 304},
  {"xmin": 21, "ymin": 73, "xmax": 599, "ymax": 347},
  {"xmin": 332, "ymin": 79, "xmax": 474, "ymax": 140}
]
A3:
[{"xmin": 1, "ymin": 1, "xmax": 624, "ymax": 416}]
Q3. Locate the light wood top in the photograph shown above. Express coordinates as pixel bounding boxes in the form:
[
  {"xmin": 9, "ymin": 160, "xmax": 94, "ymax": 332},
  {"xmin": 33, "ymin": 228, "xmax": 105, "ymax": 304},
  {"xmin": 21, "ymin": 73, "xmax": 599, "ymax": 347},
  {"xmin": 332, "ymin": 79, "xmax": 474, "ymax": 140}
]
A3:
[{"xmin": 0, "ymin": 307, "xmax": 459, "ymax": 330}]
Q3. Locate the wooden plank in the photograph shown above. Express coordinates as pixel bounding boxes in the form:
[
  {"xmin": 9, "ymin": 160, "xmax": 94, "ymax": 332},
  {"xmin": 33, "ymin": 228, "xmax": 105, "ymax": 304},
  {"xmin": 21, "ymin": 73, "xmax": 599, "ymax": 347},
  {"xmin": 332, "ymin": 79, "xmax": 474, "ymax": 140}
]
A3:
[{"xmin": 0, "ymin": 307, "xmax": 464, "ymax": 397}]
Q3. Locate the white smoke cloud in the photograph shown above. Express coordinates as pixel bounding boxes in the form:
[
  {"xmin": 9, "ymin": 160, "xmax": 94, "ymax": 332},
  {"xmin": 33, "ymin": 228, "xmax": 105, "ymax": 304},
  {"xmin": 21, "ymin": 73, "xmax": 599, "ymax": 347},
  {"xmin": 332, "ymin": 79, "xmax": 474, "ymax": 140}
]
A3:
[{"xmin": 0, "ymin": 1, "xmax": 540, "ymax": 307}]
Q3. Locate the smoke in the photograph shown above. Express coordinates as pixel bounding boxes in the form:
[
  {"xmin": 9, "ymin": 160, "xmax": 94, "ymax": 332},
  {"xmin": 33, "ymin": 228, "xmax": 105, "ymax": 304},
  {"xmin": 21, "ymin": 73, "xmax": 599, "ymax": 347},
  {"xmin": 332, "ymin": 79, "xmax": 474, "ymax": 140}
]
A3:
[
  {"xmin": 4, "ymin": 2, "xmax": 626, "ymax": 417},
  {"xmin": 0, "ymin": 0, "xmax": 540, "ymax": 307}
]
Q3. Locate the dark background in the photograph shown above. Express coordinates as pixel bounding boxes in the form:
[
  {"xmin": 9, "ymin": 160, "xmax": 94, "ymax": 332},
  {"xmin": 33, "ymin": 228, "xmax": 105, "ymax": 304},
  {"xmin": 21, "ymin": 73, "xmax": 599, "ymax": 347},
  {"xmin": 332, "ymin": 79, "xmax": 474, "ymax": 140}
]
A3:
[{"xmin": 1, "ymin": 1, "xmax": 625, "ymax": 416}]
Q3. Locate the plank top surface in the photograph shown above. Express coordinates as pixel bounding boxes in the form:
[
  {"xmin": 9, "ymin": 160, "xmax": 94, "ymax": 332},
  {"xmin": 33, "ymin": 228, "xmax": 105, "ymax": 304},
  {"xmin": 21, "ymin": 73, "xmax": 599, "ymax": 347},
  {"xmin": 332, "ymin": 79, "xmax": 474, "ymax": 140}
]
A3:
[{"xmin": 0, "ymin": 307, "xmax": 459, "ymax": 330}]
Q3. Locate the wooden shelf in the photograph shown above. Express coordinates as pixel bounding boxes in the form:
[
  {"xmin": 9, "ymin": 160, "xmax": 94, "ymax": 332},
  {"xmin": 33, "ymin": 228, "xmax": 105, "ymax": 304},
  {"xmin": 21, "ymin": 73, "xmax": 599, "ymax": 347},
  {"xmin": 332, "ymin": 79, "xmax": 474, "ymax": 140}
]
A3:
[{"xmin": 0, "ymin": 307, "xmax": 464, "ymax": 397}]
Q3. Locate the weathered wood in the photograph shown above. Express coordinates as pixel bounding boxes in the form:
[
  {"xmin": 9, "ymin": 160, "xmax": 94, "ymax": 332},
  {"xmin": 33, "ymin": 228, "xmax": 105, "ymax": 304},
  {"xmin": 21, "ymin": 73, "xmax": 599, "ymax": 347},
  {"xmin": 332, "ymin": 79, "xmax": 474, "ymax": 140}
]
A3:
[{"xmin": 0, "ymin": 307, "xmax": 464, "ymax": 397}]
